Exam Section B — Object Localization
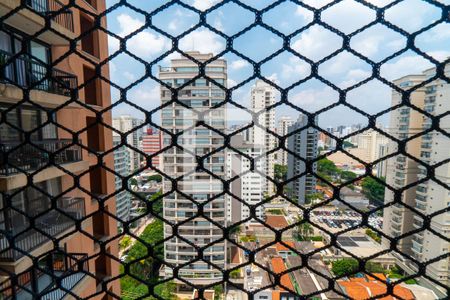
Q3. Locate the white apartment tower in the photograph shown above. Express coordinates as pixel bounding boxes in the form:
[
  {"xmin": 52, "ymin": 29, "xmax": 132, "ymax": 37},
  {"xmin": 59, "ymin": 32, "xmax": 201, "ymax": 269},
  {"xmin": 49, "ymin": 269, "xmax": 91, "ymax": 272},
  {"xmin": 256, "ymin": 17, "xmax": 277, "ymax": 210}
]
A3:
[
  {"xmin": 277, "ymin": 116, "xmax": 294, "ymax": 166},
  {"xmin": 113, "ymin": 135, "xmax": 132, "ymax": 226},
  {"xmin": 251, "ymin": 80, "xmax": 276, "ymax": 194},
  {"xmin": 112, "ymin": 115, "xmax": 144, "ymax": 172},
  {"xmin": 383, "ymin": 66, "xmax": 450, "ymax": 294},
  {"xmin": 227, "ymin": 135, "xmax": 265, "ymax": 223},
  {"xmin": 159, "ymin": 52, "xmax": 227, "ymax": 284}
]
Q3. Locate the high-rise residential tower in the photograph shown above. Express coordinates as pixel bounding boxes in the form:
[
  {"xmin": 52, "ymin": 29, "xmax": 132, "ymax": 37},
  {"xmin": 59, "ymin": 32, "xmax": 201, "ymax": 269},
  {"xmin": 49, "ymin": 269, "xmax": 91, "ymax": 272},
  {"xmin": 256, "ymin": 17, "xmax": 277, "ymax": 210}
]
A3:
[
  {"xmin": 251, "ymin": 80, "xmax": 276, "ymax": 194},
  {"xmin": 0, "ymin": 0, "xmax": 119, "ymax": 297},
  {"xmin": 277, "ymin": 116, "xmax": 294, "ymax": 166},
  {"xmin": 159, "ymin": 52, "xmax": 227, "ymax": 284},
  {"xmin": 113, "ymin": 135, "xmax": 132, "ymax": 227},
  {"xmin": 227, "ymin": 135, "xmax": 265, "ymax": 223},
  {"xmin": 383, "ymin": 67, "xmax": 450, "ymax": 294},
  {"xmin": 286, "ymin": 114, "xmax": 318, "ymax": 204},
  {"xmin": 113, "ymin": 115, "xmax": 144, "ymax": 172}
]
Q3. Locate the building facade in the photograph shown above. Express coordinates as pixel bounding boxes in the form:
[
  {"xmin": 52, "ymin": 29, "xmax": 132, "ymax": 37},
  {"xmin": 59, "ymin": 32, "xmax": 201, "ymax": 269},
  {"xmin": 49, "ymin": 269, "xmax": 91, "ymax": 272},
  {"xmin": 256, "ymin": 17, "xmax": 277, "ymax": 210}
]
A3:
[
  {"xmin": 277, "ymin": 116, "xmax": 294, "ymax": 166},
  {"xmin": 287, "ymin": 114, "xmax": 318, "ymax": 204},
  {"xmin": 112, "ymin": 115, "xmax": 144, "ymax": 172},
  {"xmin": 159, "ymin": 52, "xmax": 227, "ymax": 284},
  {"xmin": 141, "ymin": 127, "xmax": 162, "ymax": 170},
  {"xmin": 251, "ymin": 80, "xmax": 276, "ymax": 194},
  {"xmin": 113, "ymin": 135, "xmax": 132, "ymax": 226},
  {"xmin": 0, "ymin": 0, "xmax": 119, "ymax": 297},
  {"xmin": 383, "ymin": 69, "xmax": 450, "ymax": 294},
  {"xmin": 227, "ymin": 135, "xmax": 265, "ymax": 224}
]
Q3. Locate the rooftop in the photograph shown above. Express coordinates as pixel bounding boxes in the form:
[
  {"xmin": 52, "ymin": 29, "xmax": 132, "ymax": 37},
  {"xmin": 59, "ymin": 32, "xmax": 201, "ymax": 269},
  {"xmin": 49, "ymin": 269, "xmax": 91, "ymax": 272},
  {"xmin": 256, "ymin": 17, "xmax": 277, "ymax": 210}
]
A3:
[
  {"xmin": 265, "ymin": 215, "xmax": 289, "ymax": 229},
  {"xmin": 270, "ymin": 257, "xmax": 295, "ymax": 292},
  {"xmin": 338, "ymin": 276, "xmax": 415, "ymax": 300}
]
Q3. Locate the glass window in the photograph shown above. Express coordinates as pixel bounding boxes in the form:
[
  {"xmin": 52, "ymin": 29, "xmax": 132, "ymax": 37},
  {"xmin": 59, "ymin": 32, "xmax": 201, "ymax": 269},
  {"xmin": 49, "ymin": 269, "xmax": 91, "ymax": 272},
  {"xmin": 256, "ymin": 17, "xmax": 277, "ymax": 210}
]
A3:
[
  {"xmin": 0, "ymin": 105, "xmax": 19, "ymax": 142},
  {"xmin": 21, "ymin": 108, "xmax": 39, "ymax": 140}
]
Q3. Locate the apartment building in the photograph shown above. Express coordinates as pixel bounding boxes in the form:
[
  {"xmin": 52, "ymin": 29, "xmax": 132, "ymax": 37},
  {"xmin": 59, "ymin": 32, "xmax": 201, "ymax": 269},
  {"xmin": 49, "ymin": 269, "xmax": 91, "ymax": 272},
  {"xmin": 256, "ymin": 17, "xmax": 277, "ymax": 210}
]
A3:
[
  {"xmin": 0, "ymin": 0, "xmax": 119, "ymax": 298},
  {"xmin": 112, "ymin": 115, "xmax": 144, "ymax": 172},
  {"xmin": 159, "ymin": 52, "xmax": 227, "ymax": 285},
  {"xmin": 277, "ymin": 116, "xmax": 294, "ymax": 166},
  {"xmin": 383, "ymin": 74, "xmax": 426, "ymax": 256},
  {"xmin": 251, "ymin": 80, "xmax": 276, "ymax": 194},
  {"xmin": 141, "ymin": 127, "xmax": 162, "ymax": 170},
  {"xmin": 286, "ymin": 114, "xmax": 318, "ymax": 204},
  {"xmin": 383, "ymin": 68, "xmax": 450, "ymax": 294},
  {"xmin": 227, "ymin": 135, "xmax": 265, "ymax": 224},
  {"xmin": 113, "ymin": 135, "xmax": 132, "ymax": 226},
  {"xmin": 353, "ymin": 128, "xmax": 389, "ymax": 163}
]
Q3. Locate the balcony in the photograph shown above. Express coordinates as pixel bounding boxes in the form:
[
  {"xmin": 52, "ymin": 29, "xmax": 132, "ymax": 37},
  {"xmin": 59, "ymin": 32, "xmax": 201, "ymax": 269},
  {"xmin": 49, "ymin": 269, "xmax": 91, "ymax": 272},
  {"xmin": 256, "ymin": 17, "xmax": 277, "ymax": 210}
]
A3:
[
  {"xmin": 0, "ymin": 252, "xmax": 88, "ymax": 300},
  {"xmin": 0, "ymin": 197, "xmax": 85, "ymax": 261},
  {"xmin": 0, "ymin": 50, "xmax": 78, "ymax": 106},
  {"xmin": 0, "ymin": 139, "xmax": 87, "ymax": 191},
  {"xmin": 0, "ymin": 0, "xmax": 75, "ymax": 45}
]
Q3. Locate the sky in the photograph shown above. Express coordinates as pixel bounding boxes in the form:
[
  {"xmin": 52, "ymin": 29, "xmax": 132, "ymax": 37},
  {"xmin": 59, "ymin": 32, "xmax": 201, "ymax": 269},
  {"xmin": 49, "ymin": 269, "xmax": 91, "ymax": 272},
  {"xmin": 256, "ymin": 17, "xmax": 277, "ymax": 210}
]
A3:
[{"xmin": 104, "ymin": 0, "xmax": 450, "ymax": 128}]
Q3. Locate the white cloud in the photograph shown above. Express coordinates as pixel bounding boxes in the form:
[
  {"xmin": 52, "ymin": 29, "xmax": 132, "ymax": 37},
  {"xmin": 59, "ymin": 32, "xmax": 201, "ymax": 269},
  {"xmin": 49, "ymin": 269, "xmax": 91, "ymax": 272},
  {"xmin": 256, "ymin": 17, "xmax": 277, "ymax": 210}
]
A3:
[
  {"xmin": 381, "ymin": 55, "xmax": 433, "ymax": 80},
  {"xmin": 116, "ymin": 14, "xmax": 144, "ymax": 36},
  {"xmin": 384, "ymin": 0, "xmax": 439, "ymax": 33},
  {"xmin": 123, "ymin": 71, "xmax": 136, "ymax": 81},
  {"xmin": 291, "ymin": 25, "xmax": 343, "ymax": 61},
  {"xmin": 280, "ymin": 56, "xmax": 311, "ymax": 81},
  {"xmin": 227, "ymin": 78, "xmax": 237, "ymax": 87},
  {"xmin": 321, "ymin": 0, "xmax": 376, "ymax": 34},
  {"xmin": 127, "ymin": 84, "xmax": 161, "ymax": 111},
  {"xmin": 295, "ymin": 6, "xmax": 314, "ymax": 23},
  {"xmin": 168, "ymin": 20, "xmax": 178, "ymax": 31},
  {"xmin": 179, "ymin": 29, "xmax": 224, "ymax": 54},
  {"xmin": 267, "ymin": 73, "xmax": 280, "ymax": 85},
  {"xmin": 230, "ymin": 59, "xmax": 249, "ymax": 70},
  {"xmin": 416, "ymin": 23, "xmax": 450, "ymax": 43},
  {"xmin": 192, "ymin": 0, "xmax": 220, "ymax": 10},
  {"xmin": 290, "ymin": 85, "xmax": 338, "ymax": 112},
  {"xmin": 110, "ymin": 14, "xmax": 170, "ymax": 58}
]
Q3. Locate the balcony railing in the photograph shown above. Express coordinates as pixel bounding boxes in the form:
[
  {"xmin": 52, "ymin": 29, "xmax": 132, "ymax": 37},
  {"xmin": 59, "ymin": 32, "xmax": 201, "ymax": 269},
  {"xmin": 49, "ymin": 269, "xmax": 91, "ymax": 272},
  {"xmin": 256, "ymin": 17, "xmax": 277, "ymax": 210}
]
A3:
[
  {"xmin": 26, "ymin": 0, "xmax": 74, "ymax": 32},
  {"xmin": 0, "ymin": 49, "xmax": 78, "ymax": 97},
  {"xmin": 0, "ymin": 139, "xmax": 82, "ymax": 176},
  {"xmin": 0, "ymin": 252, "xmax": 88, "ymax": 300},
  {"xmin": 0, "ymin": 197, "xmax": 85, "ymax": 260}
]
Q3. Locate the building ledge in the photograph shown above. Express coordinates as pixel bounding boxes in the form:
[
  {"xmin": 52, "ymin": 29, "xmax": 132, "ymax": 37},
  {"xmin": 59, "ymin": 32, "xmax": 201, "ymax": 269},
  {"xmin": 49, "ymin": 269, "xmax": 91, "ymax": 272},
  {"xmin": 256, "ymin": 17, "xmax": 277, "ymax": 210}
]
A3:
[
  {"xmin": 0, "ymin": 82, "xmax": 79, "ymax": 108},
  {"xmin": 0, "ymin": 0, "xmax": 76, "ymax": 45},
  {"xmin": 0, "ymin": 160, "xmax": 89, "ymax": 191}
]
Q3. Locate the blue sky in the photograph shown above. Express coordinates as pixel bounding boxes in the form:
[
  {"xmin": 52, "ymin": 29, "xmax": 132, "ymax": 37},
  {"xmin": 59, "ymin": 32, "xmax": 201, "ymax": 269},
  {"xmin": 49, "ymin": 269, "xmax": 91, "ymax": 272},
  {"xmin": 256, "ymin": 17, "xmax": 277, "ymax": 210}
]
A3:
[{"xmin": 104, "ymin": 0, "xmax": 450, "ymax": 128}]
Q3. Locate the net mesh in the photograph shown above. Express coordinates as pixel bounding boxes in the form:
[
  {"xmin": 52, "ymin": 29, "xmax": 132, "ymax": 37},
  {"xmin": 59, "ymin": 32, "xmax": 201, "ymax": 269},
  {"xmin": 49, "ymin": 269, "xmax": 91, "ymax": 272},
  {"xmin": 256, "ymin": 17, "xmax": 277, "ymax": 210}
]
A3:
[{"xmin": 0, "ymin": 0, "xmax": 449, "ymax": 299}]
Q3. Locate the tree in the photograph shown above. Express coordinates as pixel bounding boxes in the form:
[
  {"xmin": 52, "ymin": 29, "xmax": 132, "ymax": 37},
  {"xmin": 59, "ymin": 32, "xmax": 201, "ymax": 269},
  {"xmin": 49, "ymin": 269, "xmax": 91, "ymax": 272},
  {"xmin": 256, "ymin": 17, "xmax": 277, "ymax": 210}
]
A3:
[
  {"xmin": 340, "ymin": 170, "xmax": 357, "ymax": 182},
  {"xmin": 155, "ymin": 281, "xmax": 177, "ymax": 300},
  {"xmin": 230, "ymin": 269, "xmax": 241, "ymax": 279},
  {"xmin": 121, "ymin": 219, "xmax": 165, "ymax": 298},
  {"xmin": 361, "ymin": 177, "xmax": 386, "ymax": 204},
  {"xmin": 146, "ymin": 174, "xmax": 162, "ymax": 183},
  {"xmin": 274, "ymin": 164, "xmax": 288, "ymax": 182},
  {"xmin": 129, "ymin": 177, "xmax": 138, "ymax": 186},
  {"xmin": 317, "ymin": 158, "xmax": 340, "ymax": 177},
  {"xmin": 332, "ymin": 258, "xmax": 359, "ymax": 277},
  {"xmin": 213, "ymin": 284, "xmax": 224, "ymax": 300},
  {"xmin": 148, "ymin": 190, "xmax": 163, "ymax": 217},
  {"xmin": 366, "ymin": 262, "xmax": 385, "ymax": 274},
  {"xmin": 343, "ymin": 141, "xmax": 356, "ymax": 148},
  {"xmin": 305, "ymin": 192, "xmax": 324, "ymax": 203},
  {"xmin": 297, "ymin": 222, "xmax": 314, "ymax": 240}
]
